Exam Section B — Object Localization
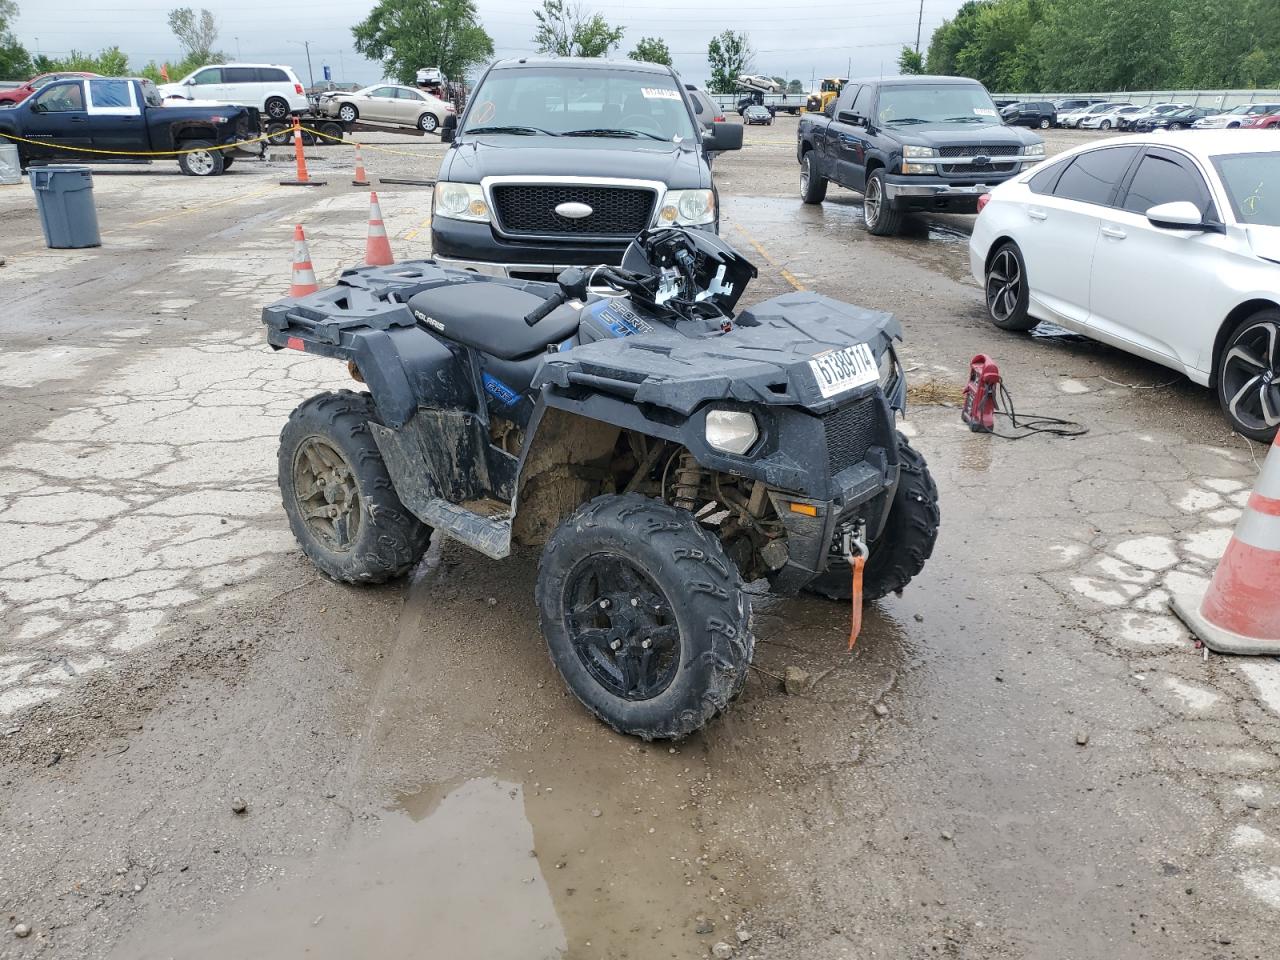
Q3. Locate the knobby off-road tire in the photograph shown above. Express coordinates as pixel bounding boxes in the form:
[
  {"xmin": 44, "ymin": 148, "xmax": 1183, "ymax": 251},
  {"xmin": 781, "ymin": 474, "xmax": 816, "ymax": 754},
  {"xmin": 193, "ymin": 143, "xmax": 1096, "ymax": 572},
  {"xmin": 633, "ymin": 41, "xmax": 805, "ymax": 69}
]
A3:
[
  {"xmin": 805, "ymin": 433, "xmax": 940, "ymax": 602},
  {"xmin": 278, "ymin": 390, "xmax": 431, "ymax": 584},
  {"xmin": 800, "ymin": 151, "xmax": 828, "ymax": 204},
  {"xmin": 863, "ymin": 168, "xmax": 905, "ymax": 236},
  {"xmin": 536, "ymin": 494, "xmax": 753, "ymax": 740}
]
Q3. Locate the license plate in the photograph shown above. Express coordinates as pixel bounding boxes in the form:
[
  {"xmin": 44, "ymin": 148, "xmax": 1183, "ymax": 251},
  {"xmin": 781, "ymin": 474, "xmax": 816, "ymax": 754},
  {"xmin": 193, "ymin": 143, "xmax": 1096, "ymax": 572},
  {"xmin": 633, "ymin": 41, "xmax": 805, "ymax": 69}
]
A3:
[{"xmin": 808, "ymin": 343, "xmax": 878, "ymax": 399}]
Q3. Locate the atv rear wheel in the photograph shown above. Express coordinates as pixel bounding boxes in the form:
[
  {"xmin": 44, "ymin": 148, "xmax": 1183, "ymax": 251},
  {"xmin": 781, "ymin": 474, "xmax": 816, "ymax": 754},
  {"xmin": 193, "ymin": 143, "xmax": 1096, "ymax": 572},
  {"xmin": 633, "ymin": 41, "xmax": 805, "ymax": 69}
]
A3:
[
  {"xmin": 278, "ymin": 390, "xmax": 431, "ymax": 584},
  {"xmin": 536, "ymin": 494, "xmax": 752, "ymax": 740},
  {"xmin": 805, "ymin": 432, "xmax": 939, "ymax": 602}
]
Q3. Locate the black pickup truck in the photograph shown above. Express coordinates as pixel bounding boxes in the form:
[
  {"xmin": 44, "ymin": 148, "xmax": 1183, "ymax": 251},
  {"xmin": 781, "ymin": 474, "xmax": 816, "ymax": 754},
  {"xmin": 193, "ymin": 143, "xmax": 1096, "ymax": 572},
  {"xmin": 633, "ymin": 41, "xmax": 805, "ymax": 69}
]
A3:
[
  {"xmin": 430, "ymin": 57, "xmax": 743, "ymax": 281},
  {"xmin": 796, "ymin": 75, "xmax": 1045, "ymax": 235},
  {"xmin": 0, "ymin": 76, "xmax": 261, "ymax": 176}
]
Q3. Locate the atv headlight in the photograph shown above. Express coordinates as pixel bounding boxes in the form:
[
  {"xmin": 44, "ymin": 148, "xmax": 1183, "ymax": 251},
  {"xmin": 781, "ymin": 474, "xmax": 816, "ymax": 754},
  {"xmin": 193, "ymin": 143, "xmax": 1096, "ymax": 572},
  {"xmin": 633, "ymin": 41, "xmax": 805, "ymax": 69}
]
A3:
[
  {"xmin": 705, "ymin": 409, "xmax": 758, "ymax": 455},
  {"xmin": 878, "ymin": 346, "xmax": 899, "ymax": 392},
  {"xmin": 657, "ymin": 189, "xmax": 716, "ymax": 226},
  {"xmin": 432, "ymin": 181, "xmax": 490, "ymax": 222}
]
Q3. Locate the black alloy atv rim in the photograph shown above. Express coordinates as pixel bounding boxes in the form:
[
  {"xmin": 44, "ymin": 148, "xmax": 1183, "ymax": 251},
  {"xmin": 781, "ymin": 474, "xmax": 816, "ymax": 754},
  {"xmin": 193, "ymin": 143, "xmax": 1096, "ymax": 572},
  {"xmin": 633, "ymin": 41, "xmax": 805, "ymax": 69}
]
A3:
[
  {"xmin": 563, "ymin": 554, "xmax": 681, "ymax": 701},
  {"xmin": 986, "ymin": 248, "xmax": 1021, "ymax": 322},
  {"xmin": 293, "ymin": 436, "xmax": 363, "ymax": 551},
  {"xmin": 1223, "ymin": 319, "xmax": 1280, "ymax": 433}
]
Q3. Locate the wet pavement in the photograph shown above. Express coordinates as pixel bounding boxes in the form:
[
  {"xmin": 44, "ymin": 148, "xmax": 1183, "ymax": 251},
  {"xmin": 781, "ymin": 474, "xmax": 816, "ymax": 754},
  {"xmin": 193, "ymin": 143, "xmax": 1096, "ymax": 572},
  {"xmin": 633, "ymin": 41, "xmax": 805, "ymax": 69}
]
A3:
[{"xmin": 2, "ymin": 117, "xmax": 1279, "ymax": 959}]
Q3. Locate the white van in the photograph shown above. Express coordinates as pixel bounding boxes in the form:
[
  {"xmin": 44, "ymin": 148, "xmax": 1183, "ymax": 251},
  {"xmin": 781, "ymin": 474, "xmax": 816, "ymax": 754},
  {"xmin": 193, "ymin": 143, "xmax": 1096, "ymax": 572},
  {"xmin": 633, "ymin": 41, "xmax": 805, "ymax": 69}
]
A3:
[{"xmin": 158, "ymin": 63, "xmax": 308, "ymax": 120}]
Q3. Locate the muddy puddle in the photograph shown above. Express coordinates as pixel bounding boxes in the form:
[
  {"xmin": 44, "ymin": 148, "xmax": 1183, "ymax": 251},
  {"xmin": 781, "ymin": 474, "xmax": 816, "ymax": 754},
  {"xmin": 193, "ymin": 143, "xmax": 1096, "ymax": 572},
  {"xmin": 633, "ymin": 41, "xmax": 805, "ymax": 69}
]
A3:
[{"xmin": 725, "ymin": 195, "xmax": 975, "ymax": 285}]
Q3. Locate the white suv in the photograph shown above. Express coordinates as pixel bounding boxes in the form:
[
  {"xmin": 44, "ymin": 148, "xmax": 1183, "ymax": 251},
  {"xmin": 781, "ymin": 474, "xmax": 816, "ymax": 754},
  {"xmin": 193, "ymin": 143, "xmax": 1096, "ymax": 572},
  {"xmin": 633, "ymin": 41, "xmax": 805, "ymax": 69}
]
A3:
[{"xmin": 158, "ymin": 63, "xmax": 308, "ymax": 120}]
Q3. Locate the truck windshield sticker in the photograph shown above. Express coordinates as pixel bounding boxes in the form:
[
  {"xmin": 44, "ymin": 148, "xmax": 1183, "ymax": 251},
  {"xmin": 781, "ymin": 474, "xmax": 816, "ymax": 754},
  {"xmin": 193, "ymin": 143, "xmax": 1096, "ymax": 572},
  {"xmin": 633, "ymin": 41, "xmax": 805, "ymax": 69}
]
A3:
[
  {"xmin": 641, "ymin": 87, "xmax": 681, "ymax": 101},
  {"xmin": 973, "ymin": 107, "xmax": 997, "ymax": 117}
]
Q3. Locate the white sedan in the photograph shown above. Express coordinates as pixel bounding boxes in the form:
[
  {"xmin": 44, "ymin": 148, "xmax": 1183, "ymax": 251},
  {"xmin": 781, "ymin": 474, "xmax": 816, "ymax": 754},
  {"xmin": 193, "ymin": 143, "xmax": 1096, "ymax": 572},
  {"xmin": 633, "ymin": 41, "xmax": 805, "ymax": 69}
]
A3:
[
  {"xmin": 1079, "ymin": 105, "xmax": 1141, "ymax": 130},
  {"xmin": 317, "ymin": 84, "xmax": 455, "ymax": 132},
  {"xmin": 970, "ymin": 132, "xmax": 1280, "ymax": 440}
]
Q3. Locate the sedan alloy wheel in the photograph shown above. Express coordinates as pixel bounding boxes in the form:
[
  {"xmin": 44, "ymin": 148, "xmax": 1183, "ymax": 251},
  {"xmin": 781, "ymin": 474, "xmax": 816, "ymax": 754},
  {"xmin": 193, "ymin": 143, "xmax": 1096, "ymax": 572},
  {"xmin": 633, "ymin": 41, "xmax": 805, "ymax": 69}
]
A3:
[{"xmin": 1220, "ymin": 313, "xmax": 1280, "ymax": 441}]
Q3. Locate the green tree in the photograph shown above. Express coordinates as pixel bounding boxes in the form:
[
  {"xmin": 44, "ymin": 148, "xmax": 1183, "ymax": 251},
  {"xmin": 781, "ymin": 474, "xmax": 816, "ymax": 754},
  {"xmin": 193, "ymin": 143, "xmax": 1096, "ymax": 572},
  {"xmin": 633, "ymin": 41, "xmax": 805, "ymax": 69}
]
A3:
[
  {"xmin": 30, "ymin": 46, "xmax": 131, "ymax": 76},
  {"xmin": 0, "ymin": 0, "xmax": 31, "ymax": 80},
  {"xmin": 168, "ymin": 7, "xmax": 220, "ymax": 63},
  {"xmin": 786, "ymin": 78, "xmax": 803, "ymax": 94},
  {"xmin": 353, "ymin": 0, "xmax": 494, "ymax": 85},
  {"xmin": 898, "ymin": 46, "xmax": 925, "ymax": 75},
  {"xmin": 628, "ymin": 36, "xmax": 671, "ymax": 66},
  {"xmin": 706, "ymin": 31, "xmax": 754, "ymax": 94},
  {"xmin": 533, "ymin": 1, "xmax": 623, "ymax": 58}
]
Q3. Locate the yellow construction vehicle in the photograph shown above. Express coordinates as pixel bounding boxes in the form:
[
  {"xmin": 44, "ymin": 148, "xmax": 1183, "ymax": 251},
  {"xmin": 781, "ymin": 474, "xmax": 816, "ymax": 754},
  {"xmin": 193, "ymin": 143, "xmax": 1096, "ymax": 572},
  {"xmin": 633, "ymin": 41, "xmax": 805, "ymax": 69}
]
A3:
[{"xmin": 805, "ymin": 77, "xmax": 848, "ymax": 114}]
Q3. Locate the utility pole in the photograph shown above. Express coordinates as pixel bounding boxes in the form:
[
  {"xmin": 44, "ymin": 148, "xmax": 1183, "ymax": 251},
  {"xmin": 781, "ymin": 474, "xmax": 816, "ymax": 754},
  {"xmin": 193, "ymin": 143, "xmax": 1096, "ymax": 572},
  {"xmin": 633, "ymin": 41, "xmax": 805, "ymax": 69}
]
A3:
[
  {"xmin": 915, "ymin": 0, "xmax": 925, "ymax": 53},
  {"xmin": 234, "ymin": 36, "xmax": 242, "ymax": 59},
  {"xmin": 338, "ymin": 49, "xmax": 345, "ymax": 83},
  {"xmin": 291, "ymin": 39, "xmax": 316, "ymax": 92}
]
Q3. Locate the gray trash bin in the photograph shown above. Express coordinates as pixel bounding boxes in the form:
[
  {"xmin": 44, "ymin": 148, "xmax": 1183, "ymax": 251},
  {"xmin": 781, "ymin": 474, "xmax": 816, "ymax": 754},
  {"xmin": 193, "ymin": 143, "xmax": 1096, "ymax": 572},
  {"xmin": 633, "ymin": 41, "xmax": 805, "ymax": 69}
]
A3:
[{"xmin": 30, "ymin": 165, "xmax": 101, "ymax": 249}]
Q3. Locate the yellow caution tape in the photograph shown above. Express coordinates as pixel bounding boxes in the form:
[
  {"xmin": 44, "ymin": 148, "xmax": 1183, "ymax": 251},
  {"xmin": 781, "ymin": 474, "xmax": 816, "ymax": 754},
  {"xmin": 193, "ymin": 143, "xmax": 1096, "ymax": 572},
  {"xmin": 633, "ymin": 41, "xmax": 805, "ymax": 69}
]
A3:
[
  {"xmin": 296, "ymin": 124, "xmax": 442, "ymax": 159},
  {"xmin": 0, "ymin": 128, "xmax": 276, "ymax": 157},
  {"xmin": 0, "ymin": 122, "xmax": 439, "ymax": 161}
]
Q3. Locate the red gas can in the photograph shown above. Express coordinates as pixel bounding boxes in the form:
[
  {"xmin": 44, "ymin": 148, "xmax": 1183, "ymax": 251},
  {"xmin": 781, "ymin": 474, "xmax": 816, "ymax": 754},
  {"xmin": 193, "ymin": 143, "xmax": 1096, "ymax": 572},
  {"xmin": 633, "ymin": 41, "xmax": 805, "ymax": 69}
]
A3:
[{"xmin": 961, "ymin": 354, "xmax": 1001, "ymax": 432}]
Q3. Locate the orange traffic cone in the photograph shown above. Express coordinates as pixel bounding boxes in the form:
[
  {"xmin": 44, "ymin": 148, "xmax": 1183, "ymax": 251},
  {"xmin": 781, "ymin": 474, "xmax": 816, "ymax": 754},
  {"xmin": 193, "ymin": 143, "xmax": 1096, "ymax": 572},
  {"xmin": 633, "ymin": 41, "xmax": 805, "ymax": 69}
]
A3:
[
  {"xmin": 364, "ymin": 191, "xmax": 394, "ymax": 266},
  {"xmin": 1171, "ymin": 429, "xmax": 1280, "ymax": 653},
  {"xmin": 280, "ymin": 117, "xmax": 326, "ymax": 187},
  {"xmin": 352, "ymin": 143, "xmax": 370, "ymax": 187},
  {"xmin": 288, "ymin": 224, "xmax": 319, "ymax": 297}
]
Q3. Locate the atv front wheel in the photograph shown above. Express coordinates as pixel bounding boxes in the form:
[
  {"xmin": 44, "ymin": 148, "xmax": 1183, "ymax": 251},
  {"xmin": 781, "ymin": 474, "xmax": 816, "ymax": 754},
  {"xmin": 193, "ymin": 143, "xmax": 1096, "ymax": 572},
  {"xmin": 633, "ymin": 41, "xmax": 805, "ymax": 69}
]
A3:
[
  {"xmin": 536, "ymin": 494, "xmax": 752, "ymax": 740},
  {"xmin": 805, "ymin": 432, "xmax": 939, "ymax": 602},
  {"xmin": 278, "ymin": 390, "xmax": 432, "ymax": 583}
]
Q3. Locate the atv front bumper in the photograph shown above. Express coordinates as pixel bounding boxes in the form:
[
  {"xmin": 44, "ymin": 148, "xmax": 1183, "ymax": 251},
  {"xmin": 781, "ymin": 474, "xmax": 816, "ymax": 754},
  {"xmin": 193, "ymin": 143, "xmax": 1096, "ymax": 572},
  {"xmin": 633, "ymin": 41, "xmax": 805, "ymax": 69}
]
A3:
[{"xmin": 747, "ymin": 391, "xmax": 903, "ymax": 596}]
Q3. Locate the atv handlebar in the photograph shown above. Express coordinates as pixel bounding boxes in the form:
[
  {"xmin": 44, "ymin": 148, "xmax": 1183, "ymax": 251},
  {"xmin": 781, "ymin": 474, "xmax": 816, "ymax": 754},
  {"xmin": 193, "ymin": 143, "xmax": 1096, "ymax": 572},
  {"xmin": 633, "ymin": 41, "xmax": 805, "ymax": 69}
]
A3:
[{"xmin": 523, "ymin": 290, "xmax": 568, "ymax": 327}]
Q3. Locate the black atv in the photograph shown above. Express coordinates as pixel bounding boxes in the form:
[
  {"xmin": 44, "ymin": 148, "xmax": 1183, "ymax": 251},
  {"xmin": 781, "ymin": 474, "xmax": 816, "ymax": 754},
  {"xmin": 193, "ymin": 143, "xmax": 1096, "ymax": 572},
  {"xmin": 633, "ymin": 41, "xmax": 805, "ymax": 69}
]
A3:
[{"xmin": 263, "ymin": 228, "xmax": 939, "ymax": 739}]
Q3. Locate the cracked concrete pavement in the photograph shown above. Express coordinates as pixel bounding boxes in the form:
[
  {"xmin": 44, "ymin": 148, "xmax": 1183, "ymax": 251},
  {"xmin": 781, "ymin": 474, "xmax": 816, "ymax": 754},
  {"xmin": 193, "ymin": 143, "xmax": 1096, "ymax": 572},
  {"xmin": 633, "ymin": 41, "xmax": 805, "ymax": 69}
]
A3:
[{"xmin": 2, "ymin": 121, "xmax": 1280, "ymax": 959}]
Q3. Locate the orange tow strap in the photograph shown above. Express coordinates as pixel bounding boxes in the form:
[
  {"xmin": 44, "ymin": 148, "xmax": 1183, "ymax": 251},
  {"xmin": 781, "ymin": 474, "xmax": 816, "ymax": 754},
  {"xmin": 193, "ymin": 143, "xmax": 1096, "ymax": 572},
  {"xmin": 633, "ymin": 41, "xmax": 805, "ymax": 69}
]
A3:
[{"xmin": 847, "ymin": 554, "xmax": 865, "ymax": 650}]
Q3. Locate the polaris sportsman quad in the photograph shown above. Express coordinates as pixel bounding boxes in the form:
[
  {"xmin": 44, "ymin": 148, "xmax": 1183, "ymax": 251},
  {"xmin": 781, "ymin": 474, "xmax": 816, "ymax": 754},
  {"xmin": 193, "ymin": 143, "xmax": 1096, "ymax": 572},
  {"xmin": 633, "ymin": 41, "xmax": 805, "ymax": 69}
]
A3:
[{"xmin": 262, "ymin": 228, "xmax": 939, "ymax": 740}]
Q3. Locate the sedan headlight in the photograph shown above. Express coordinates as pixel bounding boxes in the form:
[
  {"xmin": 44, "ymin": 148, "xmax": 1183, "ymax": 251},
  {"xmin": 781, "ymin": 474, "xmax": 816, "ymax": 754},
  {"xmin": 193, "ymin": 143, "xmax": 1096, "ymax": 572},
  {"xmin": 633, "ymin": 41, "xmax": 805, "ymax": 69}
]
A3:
[
  {"xmin": 705, "ymin": 409, "xmax": 758, "ymax": 455},
  {"xmin": 1022, "ymin": 142, "xmax": 1046, "ymax": 157},
  {"xmin": 656, "ymin": 189, "xmax": 716, "ymax": 226},
  {"xmin": 432, "ymin": 181, "xmax": 490, "ymax": 222}
]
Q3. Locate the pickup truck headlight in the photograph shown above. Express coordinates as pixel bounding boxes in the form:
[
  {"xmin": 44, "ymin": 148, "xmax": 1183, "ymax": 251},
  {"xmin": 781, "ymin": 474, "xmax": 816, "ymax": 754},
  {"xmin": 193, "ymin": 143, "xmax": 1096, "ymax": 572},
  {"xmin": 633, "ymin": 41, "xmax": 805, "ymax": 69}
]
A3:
[
  {"xmin": 705, "ymin": 409, "xmax": 758, "ymax": 455},
  {"xmin": 1021, "ymin": 142, "xmax": 1046, "ymax": 157},
  {"xmin": 432, "ymin": 181, "xmax": 490, "ymax": 223},
  {"xmin": 901, "ymin": 144, "xmax": 937, "ymax": 175},
  {"xmin": 657, "ymin": 189, "xmax": 716, "ymax": 226}
]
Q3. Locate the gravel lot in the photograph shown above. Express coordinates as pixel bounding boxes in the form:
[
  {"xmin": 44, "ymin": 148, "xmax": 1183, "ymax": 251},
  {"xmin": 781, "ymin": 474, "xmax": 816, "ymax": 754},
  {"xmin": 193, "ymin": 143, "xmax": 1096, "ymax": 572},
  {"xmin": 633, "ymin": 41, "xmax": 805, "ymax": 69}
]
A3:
[{"xmin": 1, "ymin": 117, "xmax": 1278, "ymax": 960}]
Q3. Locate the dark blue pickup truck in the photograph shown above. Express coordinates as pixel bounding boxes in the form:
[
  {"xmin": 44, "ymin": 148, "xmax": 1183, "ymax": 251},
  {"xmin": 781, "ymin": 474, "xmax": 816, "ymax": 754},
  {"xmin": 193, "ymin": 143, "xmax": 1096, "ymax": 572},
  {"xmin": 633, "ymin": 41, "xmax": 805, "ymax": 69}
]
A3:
[
  {"xmin": 0, "ymin": 76, "xmax": 261, "ymax": 176},
  {"xmin": 796, "ymin": 75, "xmax": 1045, "ymax": 235}
]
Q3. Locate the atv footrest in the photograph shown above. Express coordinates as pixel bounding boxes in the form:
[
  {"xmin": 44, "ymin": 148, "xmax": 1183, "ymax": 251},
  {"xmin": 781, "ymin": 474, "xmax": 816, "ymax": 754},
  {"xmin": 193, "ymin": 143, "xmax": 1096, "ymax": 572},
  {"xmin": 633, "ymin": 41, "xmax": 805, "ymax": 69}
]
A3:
[{"xmin": 417, "ymin": 499, "xmax": 512, "ymax": 560}]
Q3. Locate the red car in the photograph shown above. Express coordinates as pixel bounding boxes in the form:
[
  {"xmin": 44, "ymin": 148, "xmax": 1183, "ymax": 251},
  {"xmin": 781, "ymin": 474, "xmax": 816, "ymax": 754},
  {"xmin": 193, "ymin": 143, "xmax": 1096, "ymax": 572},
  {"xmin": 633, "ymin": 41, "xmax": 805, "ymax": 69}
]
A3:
[
  {"xmin": 1241, "ymin": 111, "xmax": 1280, "ymax": 130},
  {"xmin": 0, "ymin": 72, "xmax": 100, "ymax": 105}
]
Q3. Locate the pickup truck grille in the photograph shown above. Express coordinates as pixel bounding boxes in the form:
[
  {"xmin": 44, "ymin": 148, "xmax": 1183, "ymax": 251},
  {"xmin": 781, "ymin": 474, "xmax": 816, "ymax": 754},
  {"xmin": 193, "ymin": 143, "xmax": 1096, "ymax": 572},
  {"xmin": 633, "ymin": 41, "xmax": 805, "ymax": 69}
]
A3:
[
  {"xmin": 938, "ymin": 144, "xmax": 1020, "ymax": 157},
  {"xmin": 822, "ymin": 398, "xmax": 880, "ymax": 475},
  {"xmin": 940, "ymin": 161, "xmax": 1016, "ymax": 175},
  {"xmin": 491, "ymin": 184, "xmax": 656, "ymax": 238}
]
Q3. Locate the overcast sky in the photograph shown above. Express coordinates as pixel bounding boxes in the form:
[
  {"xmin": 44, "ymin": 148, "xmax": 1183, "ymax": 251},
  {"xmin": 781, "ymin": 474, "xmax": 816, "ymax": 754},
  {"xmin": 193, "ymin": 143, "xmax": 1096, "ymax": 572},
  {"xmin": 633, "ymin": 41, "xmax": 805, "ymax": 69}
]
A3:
[{"xmin": 10, "ymin": 0, "xmax": 965, "ymax": 88}]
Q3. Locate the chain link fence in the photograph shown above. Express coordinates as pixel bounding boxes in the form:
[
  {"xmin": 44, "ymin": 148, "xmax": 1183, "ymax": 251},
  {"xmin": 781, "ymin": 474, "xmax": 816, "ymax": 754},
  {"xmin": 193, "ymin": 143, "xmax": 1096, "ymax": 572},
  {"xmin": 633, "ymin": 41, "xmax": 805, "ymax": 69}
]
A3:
[{"xmin": 994, "ymin": 89, "xmax": 1280, "ymax": 108}]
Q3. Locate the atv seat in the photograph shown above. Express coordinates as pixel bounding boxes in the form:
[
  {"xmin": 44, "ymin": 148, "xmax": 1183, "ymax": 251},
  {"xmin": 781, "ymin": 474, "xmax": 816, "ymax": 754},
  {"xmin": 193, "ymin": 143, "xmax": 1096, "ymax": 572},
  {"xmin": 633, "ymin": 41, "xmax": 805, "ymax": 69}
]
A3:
[{"xmin": 407, "ymin": 284, "xmax": 581, "ymax": 361}]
